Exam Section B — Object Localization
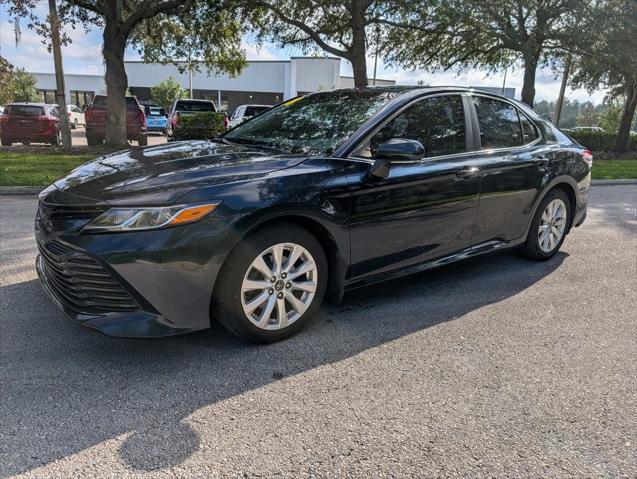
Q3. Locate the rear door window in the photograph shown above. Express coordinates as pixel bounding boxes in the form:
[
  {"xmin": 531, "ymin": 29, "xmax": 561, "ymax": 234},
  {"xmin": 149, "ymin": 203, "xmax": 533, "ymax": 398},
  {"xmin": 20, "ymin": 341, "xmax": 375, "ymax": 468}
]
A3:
[
  {"xmin": 472, "ymin": 96, "xmax": 523, "ymax": 149},
  {"xmin": 244, "ymin": 106, "xmax": 269, "ymax": 117},
  {"xmin": 519, "ymin": 113, "xmax": 539, "ymax": 143},
  {"xmin": 7, "ymin": 105, "xmax": 45, "ymax": 116}
]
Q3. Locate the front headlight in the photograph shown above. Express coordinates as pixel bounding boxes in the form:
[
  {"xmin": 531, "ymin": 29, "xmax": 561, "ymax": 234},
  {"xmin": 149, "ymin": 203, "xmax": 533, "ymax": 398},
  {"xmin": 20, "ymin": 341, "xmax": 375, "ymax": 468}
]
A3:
[{"xmin": 83, "ymin": 202, "xmax": 220, "ymax": 232}]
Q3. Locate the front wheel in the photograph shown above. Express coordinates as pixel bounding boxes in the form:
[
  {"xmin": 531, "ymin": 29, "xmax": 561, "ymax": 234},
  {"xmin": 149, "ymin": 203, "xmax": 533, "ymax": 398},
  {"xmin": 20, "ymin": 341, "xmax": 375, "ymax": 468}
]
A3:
[
  {"xmin": 519, "ymin": 188, "xmax": 571, "ymax": 260},
  {"xmin": 213, "ymin": 224, "xmax": 328, "ymax": 343},
  {"xmin": 1, "ymin": 137, "xmax": 12, "ymax": 146}
]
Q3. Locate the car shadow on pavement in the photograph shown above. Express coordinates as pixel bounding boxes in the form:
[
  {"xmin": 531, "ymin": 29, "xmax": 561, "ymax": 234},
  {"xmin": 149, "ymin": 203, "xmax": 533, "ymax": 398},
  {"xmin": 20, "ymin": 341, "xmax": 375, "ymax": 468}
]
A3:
[{"xmin": 0, "ymin": 249, "xmax": 566, "ymax": 476}]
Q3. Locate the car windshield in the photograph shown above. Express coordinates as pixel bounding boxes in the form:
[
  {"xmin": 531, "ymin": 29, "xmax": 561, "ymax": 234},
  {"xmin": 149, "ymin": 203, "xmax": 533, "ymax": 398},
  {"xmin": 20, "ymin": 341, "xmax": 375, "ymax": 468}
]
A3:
[
  {"xmin": 6, "ymin": 105, "xmax": 45, "ymax": 116},
  {"xmin": 176, "ymin": 101, "xmax": 215, "ymax": 112},
  {"xmin": 244, "ymin": 106, "xmax": 270, "ymax": 117},
  {"xmin": 224, "ymin": 89, "xmax": 402, "ymax": 155}
]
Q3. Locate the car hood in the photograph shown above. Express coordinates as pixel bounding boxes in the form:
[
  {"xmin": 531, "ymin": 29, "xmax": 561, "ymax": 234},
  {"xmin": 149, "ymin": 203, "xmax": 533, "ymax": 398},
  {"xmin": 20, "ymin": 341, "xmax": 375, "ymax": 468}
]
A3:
[{"xmin": 42, "ymin": 140, "xmax": 307, "ymax": 205}]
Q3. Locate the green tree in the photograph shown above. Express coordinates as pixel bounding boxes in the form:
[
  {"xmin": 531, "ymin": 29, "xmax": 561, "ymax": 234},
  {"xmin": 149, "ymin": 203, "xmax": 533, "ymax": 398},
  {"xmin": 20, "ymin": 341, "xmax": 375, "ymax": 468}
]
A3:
[
  {"xmin": 3, "ymin": 0, "xmax": 246, "ymax": 147},
  {"xmin": 568, "ymin": 0, "xmax": 637, "ymax": 152},
  {"xmin": 577, "ymin": 103, "xmax": 601, "ymax": 128},
  {"xmin": 0, "ymin": 56, "xmax": 17, "ymax": 105},
  {"xmin": 596, "ymin": 98, "xmax": 624, "ymax": 133},
  {"xmin": 383, "ymin": 0, "xmax": 587, "ymax": 106},
  {"xmin": 151, "ymin": 77, "xmax": 187, "ymax": 110},
  {"xmin": 13, "ymin": 68, "xmax": 39, "ymax": 102},
  {"xmin": 250, "ymin": 0, "xmax": 422, "ymax": 88}
]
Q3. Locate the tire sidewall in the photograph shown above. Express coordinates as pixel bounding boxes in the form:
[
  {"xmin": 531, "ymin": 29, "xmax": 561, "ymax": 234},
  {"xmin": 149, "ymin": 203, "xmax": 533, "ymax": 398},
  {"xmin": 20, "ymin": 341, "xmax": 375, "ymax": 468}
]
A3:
[
  {"xmin": 214, "ymin": 224, "xmax": 328, "ymax": 343},
  {"xmin": 526, "ymin": 189, "xmax": 571, "ymax": 259}
]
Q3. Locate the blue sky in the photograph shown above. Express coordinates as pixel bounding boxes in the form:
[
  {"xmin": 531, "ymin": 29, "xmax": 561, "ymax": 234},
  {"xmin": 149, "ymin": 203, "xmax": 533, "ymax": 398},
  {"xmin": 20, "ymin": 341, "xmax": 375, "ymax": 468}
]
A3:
[{"xmin": 0, "ymin": 4, "xmax": 606, "ymax": 104}]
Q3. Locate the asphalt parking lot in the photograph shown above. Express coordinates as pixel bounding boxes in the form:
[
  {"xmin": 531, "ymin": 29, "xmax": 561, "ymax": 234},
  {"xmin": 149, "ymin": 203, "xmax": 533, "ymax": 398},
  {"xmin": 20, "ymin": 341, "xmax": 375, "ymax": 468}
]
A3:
[
  {"xmin": 1, "ymin": 186, "xmax": 635, "ymax": 478},
  {"xmin": 70, "ymin": 127, "xmax": 167, "ymax": 147}
]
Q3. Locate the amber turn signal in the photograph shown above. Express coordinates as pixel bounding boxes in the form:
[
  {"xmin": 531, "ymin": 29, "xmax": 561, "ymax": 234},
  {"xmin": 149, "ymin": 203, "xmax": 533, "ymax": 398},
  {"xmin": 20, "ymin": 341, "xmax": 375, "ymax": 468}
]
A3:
[{"xmin": 169, "ymin": 204, "xmax": 219, "ymax": 225}]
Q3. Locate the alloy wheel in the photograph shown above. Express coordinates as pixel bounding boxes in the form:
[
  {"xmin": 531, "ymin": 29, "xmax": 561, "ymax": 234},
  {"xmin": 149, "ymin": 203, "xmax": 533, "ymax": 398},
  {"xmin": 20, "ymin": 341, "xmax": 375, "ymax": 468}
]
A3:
[
  {"xmin": 241, "ymin": 243, "xmax": 318, "ymax": 330},
  {"xmin": 538, "ymin": 198, "xmax": 567, "ymax": 253}
]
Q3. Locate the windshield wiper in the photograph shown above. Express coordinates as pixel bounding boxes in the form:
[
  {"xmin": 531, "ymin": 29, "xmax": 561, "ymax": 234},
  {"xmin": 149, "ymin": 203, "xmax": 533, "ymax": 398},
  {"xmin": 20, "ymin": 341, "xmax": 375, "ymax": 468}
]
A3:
[{"xmin": 223, "ymin": 137, "xmax": 289, "ymax": 153}]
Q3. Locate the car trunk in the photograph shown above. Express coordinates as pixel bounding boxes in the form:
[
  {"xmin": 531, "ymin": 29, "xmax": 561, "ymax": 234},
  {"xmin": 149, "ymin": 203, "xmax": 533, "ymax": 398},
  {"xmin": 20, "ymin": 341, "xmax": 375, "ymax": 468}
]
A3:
[{"xmin": 4, "ymin": 106, "xmax": 50, "ymax": 135}]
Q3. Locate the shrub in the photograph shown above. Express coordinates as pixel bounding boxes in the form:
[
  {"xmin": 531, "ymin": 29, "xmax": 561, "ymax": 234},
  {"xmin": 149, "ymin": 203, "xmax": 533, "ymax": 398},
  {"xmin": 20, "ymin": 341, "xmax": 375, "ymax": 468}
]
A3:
[
  {"xmin": 569, "ymin": 131, "xmax": 637, "ymax": 152},
  {"xmin": 172, "ymin": 112, "xmax": 226, "ymax": 141}
]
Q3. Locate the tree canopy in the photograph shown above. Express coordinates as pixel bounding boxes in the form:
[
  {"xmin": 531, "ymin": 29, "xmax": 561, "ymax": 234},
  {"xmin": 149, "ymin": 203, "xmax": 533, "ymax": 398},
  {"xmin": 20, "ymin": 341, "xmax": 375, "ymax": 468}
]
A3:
[
  {"xmin": 2, "ymin": 0, "xmax": 247, "ymax": 146},
  {"xmin": 13, "ymin": 69, "xmax": 40, "ymax": 102},
  {"xmin": 568, "ymin": 0, "xmax": 637, "ymax": 151},
  {"xmin": 0, "ymin": 56, "xmax": 17, "ymax": 105},
  {"xmin": 381, "ymin": 0, "xmax": 586, "ymax": 106},
  {"xmin": 151, "ymin": 77, "xmax": 187, "ymax": 110},
  {"xmin": 250, "ymin": 0, "xmax": 416, "ymax": 88}
]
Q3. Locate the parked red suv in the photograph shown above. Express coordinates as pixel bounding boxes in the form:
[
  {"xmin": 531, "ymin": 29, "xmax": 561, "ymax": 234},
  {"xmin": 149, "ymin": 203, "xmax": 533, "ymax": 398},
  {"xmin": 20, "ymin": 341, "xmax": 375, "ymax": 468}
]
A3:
[
  {"xmin": 85, "ymin": 95, "xmax": 147, "ymax": 146},
  {"xmin": 0, "ymin": 103, "xmax": 62, "ymax": 146}
]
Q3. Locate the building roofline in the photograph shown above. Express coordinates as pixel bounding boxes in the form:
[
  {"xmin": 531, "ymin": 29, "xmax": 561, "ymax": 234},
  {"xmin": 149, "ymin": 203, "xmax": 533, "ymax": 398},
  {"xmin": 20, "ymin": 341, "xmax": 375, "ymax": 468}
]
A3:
[{"xmin": 29, "ymin": 71, "xmax": 104, "ymax": 78}]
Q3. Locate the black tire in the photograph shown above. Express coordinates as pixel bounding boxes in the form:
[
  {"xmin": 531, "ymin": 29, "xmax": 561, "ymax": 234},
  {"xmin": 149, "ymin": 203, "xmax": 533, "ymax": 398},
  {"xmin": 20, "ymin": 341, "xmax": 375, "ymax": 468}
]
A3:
[
  {"xmin": 519, "ymin": 188, "xmax": 571, "ymax": 261},
  {"xmin": 1, "ymin": 137, "xmax": 12, "ymax": 146},
  {"xmin": 86, "ymin": 135, "xmax": 102, "ymax": 146},
  {"xmin": 50, "ymin": 130, "xmax": 61, "ymax": 146},
  {"xmin": 72, "ymin": 119, "xmax": 78, "ymax": 129},
  {"xmin": 23, "ymin": 141, "xmax": 30, "ymax": 146},
  {"xmin": 213, "ymin": 223, "xmax": 328, "ymax": 343},
  {"xmin": 138, "ymin": 134, "xmax": 148, "ymax": 146}
]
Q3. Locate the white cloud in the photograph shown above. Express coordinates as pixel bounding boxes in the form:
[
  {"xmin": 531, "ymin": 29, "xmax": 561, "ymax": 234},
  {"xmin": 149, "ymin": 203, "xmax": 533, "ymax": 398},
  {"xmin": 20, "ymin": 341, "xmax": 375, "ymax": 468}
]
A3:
[{"xmin": 241, "ymin": 40, "xmax": 280, "ymax": 61}]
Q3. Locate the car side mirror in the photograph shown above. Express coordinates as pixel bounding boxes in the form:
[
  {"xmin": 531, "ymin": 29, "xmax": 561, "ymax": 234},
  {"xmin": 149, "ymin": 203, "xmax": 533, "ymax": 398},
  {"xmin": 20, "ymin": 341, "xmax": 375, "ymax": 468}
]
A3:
[{"xmin": 369, "ymin": 138, "xmax": 425, "ymax": 179}]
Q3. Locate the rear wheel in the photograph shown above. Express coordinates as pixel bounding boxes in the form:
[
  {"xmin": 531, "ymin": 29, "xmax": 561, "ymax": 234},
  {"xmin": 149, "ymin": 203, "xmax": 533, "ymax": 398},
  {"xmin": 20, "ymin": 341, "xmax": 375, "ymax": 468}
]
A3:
[
  {"xmin": 213, "ymin": 224, "xmax": 328, "ymax": 343},
  {"xmin": 138, "ymin": 134, "xmax": 148, "ymax": 146},
  {"xmin": 1, "ymin": 137, "xmax": 12, "ymax": 146},
  {"xmin": 86, "ymin": 135, "xmax": 102, "ymax": 146},
  {"xmin": 519, "ymin": 188, "xmax": 571, "ymax": 261},
  {"xmin": 51, "ymin": 130, "xmax": 61, "ymax": 146},
  {"xmin": 72, "ymin": 119, "xmax": 78, "ymax": 129}
]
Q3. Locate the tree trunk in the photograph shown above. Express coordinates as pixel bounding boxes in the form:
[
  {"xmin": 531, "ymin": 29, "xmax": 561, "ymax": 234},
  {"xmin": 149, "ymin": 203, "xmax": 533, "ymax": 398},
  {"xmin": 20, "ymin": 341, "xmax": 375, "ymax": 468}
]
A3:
[
  {"xmin": 614, "ymin": 84, "xmax": 637, "ymax": 153},
  {"xmin": 521, "ymin": 55, "xmax": 538, "ymax": 106},
  {"xmin": 103, "ymin": 22, "xmax": 129, "ymax": 147},
  {"xmin": 49, "ymin": 0, "xmax": 71, "ymax": 148},
  {"xmin": 350, "ymin": 0, "xmax": 368, "ymax": 88}
]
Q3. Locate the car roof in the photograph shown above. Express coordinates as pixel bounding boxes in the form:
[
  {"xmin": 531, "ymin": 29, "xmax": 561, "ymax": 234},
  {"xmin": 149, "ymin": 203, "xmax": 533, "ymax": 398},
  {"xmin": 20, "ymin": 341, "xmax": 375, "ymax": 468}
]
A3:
[
  {"xmin": 306, "ymin": 85, "xmax": 521, "ymax": 105},
  {"xmin": 7, "ymin": 102, "xmax": 49, "ymax": 107},
  {"xmin": 176, "ymin": 99, "xmax": 214, "ymax": 102}
]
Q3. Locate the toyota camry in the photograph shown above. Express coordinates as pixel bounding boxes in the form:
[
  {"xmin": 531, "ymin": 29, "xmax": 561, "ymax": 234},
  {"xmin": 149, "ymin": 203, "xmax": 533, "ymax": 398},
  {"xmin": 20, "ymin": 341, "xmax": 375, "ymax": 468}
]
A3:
[{"xmin": 35, "ymin": 87, "xmax": 591, "ymax": 342}]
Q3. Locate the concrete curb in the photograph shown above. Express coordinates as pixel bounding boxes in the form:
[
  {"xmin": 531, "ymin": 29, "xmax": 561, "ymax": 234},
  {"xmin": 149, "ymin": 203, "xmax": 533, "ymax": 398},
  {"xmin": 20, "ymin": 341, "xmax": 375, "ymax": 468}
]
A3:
[
  {"xmin": 0, "ymin": 186, "xmax": 43, "ymax": 196},
  {"xmin": 592, "ymin": 179, "xmax": 637, "ymax": 186},
  {"xmin": 1, "ymin": 179, "xmax": 635, "ymax": 197}
]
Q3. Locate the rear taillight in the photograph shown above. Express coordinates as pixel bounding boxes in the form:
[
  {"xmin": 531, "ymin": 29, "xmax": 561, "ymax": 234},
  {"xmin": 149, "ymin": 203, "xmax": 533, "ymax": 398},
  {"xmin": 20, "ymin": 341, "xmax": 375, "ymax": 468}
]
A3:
[
  {"xmin": 174, "ymin": 111, "xmax": 181, "ymax": 128},
  {"xmin": 582, "ymin": 149, "xmax": 593, "ymax": 164},
  {"xmin": 223, "ymin": 115, "xmax": 229, "ymax": 129},
  {"xmin": 138, "ymin": 107, "xmax": 146, "ymax": 125},
  {"xmin": 67, "ymin": 111, "xmax": 71, "ymax": 118},
  {"xmin": 85, "ymin": 108, "xmax": 92, "ymax": 122}
]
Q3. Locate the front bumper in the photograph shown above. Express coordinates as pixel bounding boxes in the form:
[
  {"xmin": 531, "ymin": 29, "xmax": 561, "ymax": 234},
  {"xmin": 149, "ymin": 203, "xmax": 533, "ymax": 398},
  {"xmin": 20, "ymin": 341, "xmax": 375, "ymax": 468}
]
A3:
[{"xmin": 35, "ymin": 210, "xmax": 231, "ymax": 338}]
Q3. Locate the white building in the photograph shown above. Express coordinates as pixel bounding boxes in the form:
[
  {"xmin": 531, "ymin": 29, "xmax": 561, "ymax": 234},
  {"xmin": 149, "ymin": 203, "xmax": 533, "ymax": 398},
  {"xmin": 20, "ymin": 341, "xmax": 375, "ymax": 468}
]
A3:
[{"xmin": 30, "ymin": 57, "xmax": 395, "ymax": 111}]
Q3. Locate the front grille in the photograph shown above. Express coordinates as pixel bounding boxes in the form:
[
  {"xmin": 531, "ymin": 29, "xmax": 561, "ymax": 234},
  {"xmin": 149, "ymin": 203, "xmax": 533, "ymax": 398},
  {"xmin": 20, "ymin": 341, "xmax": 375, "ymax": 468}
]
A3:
[
  {"xmin": 38, "ymin": 202, "xmax": 107, "ymax": 222},
  {"xmin": 38, "ymin": 240, "xmax": 139, "ymax": 314}
]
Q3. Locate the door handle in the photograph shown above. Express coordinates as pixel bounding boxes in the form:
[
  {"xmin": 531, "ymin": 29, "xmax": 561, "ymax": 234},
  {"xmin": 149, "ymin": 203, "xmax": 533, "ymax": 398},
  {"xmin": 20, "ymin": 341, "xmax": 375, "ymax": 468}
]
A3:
[
  {"xmin": 534, "ymin": 156, "xmax": 550, "ymax": 166},
  {"xmin": 456, "ymin": 166, "xmax": 479, "ymax": 178}
]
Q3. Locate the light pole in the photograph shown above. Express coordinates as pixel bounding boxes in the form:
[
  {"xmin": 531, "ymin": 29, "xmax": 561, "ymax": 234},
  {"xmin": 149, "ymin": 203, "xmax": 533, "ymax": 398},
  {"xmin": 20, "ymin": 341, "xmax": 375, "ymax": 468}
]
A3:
[{"xmin": 553, "ymin": 56, "xmax": 572, "ymax": 127}]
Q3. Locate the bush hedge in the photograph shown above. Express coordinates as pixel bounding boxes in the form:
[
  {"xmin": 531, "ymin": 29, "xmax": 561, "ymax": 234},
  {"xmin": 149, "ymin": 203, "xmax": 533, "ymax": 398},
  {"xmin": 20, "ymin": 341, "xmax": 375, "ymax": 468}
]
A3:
[
  {"xmin": 173, "ymin": 112, "xmax": 226, "ymax": 141},
  {"xmin": 568, "ymin": 131, "xmax": 637, "ymax": 152}
]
